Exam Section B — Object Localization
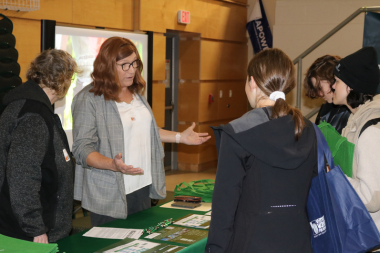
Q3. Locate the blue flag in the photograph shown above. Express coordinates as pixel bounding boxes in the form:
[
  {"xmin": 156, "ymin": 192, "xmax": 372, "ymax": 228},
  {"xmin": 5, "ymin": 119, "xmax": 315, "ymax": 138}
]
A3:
[
  {"xmin": 246, "ymin": 0, "xmax": 273, "ymax": 54},
  {"xmin": 363, "ymin": 11, "xmax": 380, "ymax": 93}
]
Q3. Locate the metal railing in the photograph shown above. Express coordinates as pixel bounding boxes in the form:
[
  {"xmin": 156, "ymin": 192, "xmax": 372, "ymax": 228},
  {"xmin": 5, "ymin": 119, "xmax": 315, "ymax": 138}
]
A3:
[{"xmin": 293, "ymin": 6, "xmax": 380, "ymax": 115}]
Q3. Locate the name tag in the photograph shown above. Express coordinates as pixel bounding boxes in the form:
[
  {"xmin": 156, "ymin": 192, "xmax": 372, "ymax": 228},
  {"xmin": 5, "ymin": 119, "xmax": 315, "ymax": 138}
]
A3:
[{"xmin": 63, "ymin": 149, "xmax": 70, "ymax": 162}]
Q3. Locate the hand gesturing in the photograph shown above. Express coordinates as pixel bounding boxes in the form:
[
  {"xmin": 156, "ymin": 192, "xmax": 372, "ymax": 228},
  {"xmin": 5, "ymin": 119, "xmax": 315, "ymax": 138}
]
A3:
[
  {"xmin": 180, "ymin": 122, "xmax": 211, "ymax": 145},
  {"xmin": 112, "ymin": 153, "xmax": 144, "ymax": 174}
]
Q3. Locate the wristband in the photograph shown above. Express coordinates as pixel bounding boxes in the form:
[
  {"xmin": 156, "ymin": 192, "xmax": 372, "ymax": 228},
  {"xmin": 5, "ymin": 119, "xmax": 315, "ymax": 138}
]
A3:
[{"xmin": 175, "ymin": 132, "xmax": 181, "ymax": 143}]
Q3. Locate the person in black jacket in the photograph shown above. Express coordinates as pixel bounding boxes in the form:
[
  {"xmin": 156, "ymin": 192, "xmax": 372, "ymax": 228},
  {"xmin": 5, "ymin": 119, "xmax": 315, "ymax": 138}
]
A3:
[
  {"xmin": 205, "ymin": 48, "xmax": 318, "ymax": 253},
  {"xmin": 0, "ymin": 49, "xmax": 79, "ymax": 243},
  {"xmin": 304, "ymin": 55, "xmax": 351, "ymax": 134}
]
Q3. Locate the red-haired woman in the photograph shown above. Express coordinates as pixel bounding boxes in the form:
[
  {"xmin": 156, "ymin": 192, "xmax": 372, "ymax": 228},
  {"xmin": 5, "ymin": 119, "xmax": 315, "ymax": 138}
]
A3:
[
  {"xmin": 205, "ymin": 48, "xmax": 317, "ymax": 252},
  {"xmin": 71, "ymin": 37, "xmax": 210, "ymax": 226}
]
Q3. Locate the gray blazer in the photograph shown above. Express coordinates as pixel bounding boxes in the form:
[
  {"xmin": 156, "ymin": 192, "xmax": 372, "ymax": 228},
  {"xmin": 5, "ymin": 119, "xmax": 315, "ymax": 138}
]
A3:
[{"xmin": 71, "ymin": 84, "xmax": 166, "ymax": 219}]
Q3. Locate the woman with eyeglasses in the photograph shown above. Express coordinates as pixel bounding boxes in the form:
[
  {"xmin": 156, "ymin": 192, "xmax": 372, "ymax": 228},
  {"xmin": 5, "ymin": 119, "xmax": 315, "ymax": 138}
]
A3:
[
  {"xmin": 71, "ymin": 37, "xmax": 211, "ymax": 226},
  {"xmin": 303, "ymin": 55, "xmax": 351, "ymax": 134}
]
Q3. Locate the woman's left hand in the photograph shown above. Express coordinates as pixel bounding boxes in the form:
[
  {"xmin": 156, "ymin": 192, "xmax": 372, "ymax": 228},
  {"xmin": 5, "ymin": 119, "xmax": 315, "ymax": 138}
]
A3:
[{"xmin": 180, "ymin": 122, "xmax": 211, "ymax": 145}]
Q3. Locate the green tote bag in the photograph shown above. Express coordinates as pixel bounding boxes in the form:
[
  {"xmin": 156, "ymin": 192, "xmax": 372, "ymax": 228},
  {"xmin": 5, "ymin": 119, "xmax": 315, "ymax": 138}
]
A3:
[
  {"xmin": 318, "ymin": 121, "xmax": 354, "ymax": 177},
  {"xmin": 174, "ymin": 179, "xmax": 215, "ymax": 202}
]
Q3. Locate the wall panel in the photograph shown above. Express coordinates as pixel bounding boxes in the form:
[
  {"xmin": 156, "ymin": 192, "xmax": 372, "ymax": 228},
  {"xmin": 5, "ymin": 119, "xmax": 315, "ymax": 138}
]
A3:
[
  {"xmin": 217, "ymin": 82, "xmax": 247, "ymax": 120},
  {"xmin": 152, "ymin": 82, "xmax": 165, "ymax": 127},
  {"xmin": 73, "ymin": 0, "xmax": 134, "ymax": 29},
  {"xmin": 10, "ymin": 18, "xmax": 40, "ymax": 81},
  {"xmin": 140, "ymin": 0, "xmax": 246, "ymax": 42},
  {"xmin": 179, "ymin": 39, "xmax": 200, "ymax": 80},
  {"xmin": 152, "ymin": 33, "xmax": 166, "ymax": 81},
  {"xmin": 198, "ymin": 83, "xmax": 219, "ymax": 122},
  {"xmin": 178, "ymin": 82, "xmax": 200, "ymax": 122},
  {"xmin": 201, "ymin": 1, "xmax": 246, "ymax": 41},
  {"xmin": 200, "ymin": 40, "xmax": 247, "ymax": 80},
  {"xmin": 200, "ymin": 40, "xmax": 221, "ymax": 80},
  {"xmin": 218, "ymin": 42, "xmax": 247, "ymax": 80}
]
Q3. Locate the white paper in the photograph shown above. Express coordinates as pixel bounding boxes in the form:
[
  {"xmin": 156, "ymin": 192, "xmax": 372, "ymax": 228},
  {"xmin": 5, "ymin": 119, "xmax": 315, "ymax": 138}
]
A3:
[
  {"xmin": 173, "ymin": 214, "xmax": 211, "ymax": 228},
  {"xmin": 83, "ymin": 227, "xmax": 143, "ymax": 240},
  {"xmin": 144, "ymin": 233, "xmax": 161, "ymax": 239},
  {"xmin": 205, "ymin": 211, "xmax": 212, "ymax": 216},
  {"xmin": 104, "ymin": 239, "xmax": 160, "ymax": 253}
]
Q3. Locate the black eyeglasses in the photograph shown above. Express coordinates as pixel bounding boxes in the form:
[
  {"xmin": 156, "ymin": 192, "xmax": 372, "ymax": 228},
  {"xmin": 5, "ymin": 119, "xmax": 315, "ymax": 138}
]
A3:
[{"xmin": 116, "ymin": 59, "xmax": 140, "ymax": 71}]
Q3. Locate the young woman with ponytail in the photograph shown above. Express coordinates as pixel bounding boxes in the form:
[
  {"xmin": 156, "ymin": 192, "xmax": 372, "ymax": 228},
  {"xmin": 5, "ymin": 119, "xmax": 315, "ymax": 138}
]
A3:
[{"xmin": 205, "ymin": 48, "xmax": 318, "ymax": 253}]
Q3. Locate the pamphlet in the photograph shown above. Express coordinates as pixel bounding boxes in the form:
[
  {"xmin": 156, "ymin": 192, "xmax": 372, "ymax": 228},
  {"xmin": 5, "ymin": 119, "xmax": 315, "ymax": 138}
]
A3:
[
  {"xmin": 144, "ymin": 226, "xmax": 208, "ymax": 245},
  {"xmin": 96, "ymin": 238, "xmax": 185, "ymax": 253},
  {"xmin": 83, "ymin": 227, "xmax": 143, "ymax": 240},
  {"xmin": 173, "ymin": 214, "xmax": 211, "ymax": 229}
]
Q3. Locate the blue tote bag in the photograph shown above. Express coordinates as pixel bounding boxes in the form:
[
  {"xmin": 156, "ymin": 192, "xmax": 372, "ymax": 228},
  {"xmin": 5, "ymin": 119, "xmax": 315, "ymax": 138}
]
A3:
[{"xmin": 307, "ymin": 124, "xmax": 380, "ymax": 253}]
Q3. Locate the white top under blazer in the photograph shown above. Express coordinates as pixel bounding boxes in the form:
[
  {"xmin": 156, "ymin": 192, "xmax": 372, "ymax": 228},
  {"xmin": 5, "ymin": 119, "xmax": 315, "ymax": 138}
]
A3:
[{"xmin": 116, "ymin": 94, "xmax": 152, "ymax": 194}]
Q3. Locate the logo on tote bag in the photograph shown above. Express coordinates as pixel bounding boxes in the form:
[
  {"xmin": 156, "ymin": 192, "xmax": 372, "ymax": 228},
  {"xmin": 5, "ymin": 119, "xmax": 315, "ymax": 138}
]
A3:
[{"xmin": 310, "ymin": 216, "xmax": 326, "ymax": 238}]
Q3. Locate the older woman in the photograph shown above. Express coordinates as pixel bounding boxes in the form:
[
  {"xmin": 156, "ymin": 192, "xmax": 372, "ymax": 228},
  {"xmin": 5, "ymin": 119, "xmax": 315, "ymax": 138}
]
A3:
[
  {"xmin": 0, "ymin": 49, "xmax": 79, "ymax": 243},
  {"xmin": 72, "ymin": 36, "xmax": 210, "ymax": 226}
]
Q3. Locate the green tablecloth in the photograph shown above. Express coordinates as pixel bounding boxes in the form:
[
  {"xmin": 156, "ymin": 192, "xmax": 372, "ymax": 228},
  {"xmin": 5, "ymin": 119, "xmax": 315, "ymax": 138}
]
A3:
[{"xmin": 57, "ymin": 205, "xmax": 209, "ymax": 253}]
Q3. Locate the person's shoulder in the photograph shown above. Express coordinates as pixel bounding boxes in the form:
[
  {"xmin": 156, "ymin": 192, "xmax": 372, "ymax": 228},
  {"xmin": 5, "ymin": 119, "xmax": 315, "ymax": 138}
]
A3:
[
  {"xmin": 2, "ymin": 99, "xmax": 25, "ymax": 114},
  {"xmin": 229, "ymin": 108, "xmax": 270, "ymax": 134},
  {"xmin": 74, "ymin": 84, "xmax": 97, "ymax": 100},
  {"xmin": 73, "ymin": 84, "xmax": 106, "ymax": 107}
]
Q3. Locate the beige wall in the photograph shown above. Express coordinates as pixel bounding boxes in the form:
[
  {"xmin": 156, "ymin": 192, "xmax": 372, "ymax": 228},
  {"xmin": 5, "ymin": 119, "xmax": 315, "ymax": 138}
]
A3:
[{"xmin": 247, "ymin": 0, "xmax": 379, "ymax": 116}]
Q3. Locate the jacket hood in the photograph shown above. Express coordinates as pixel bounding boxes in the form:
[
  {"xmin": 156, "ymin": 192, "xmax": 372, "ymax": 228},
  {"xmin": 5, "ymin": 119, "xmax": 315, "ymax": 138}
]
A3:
[
  {"xmin": 3, "ymin": 80, "xmax": 53, "ymax": 113},
  {"xmin": 342, "ymin": 94, "xmax": 380, "ymax": 144},
  {"xmin": 344, "ymin": 94, "xmax": 380, "ymax": 131},
  {"xmin": 217, "ymin": 108, "xmax": 315, "ymax": 170}
]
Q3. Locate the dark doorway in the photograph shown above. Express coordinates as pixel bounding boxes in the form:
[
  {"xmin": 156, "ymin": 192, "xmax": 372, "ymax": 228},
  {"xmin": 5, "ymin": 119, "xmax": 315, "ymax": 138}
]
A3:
[{"xmin": 163, "ymin": 33, "xmax": 179, "ymax": 171}]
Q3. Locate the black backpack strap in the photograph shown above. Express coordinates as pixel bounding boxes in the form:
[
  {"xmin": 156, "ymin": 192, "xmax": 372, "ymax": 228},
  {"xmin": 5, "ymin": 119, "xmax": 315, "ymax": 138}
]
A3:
[{"xmin": 359, "ymin": 117, "xmax": 380, "ymax": 137}]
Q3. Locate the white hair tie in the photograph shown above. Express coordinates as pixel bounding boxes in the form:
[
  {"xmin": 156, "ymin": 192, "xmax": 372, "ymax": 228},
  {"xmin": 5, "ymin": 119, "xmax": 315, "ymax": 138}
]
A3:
[{"xmin": 269, "ymin": 91, "xmax": 285, "ymax": 101}]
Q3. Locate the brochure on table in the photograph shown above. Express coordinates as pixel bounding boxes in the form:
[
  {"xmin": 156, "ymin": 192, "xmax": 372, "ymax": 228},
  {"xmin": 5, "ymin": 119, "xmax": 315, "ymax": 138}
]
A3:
[
  {"xmin": 173, "ymin": 214, "xmax": 211, "ymax": 229},
  {"xmin": 83, "ymin": 227, "xmax": 143, "ymax": 240},
  {"xmin": 96, "ymin": 238, "xmax": 185, "ymax": 253},
  {"xmin": 144, "ymin": 226, "xmax": 208, "ymax": 244}
]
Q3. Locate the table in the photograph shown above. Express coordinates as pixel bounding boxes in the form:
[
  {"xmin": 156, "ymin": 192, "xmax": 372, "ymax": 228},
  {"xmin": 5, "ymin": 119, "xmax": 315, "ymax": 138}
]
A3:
[{"xmin": 57, "ymin": 205, "xmax": 209, "ymax": 253}]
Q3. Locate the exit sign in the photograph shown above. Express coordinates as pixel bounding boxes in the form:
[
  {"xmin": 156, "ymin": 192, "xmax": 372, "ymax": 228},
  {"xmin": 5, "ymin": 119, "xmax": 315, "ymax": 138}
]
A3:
[{"xmin": 178, "ymin": 10, "xmax": 190, "ymax": 24}]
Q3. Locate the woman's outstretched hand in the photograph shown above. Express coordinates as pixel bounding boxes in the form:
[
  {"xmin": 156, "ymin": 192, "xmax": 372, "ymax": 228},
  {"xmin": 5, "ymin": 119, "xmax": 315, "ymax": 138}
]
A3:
[
  {"xmin": 180, "ymin": 122, "xmax": 211, "ymax": 145},
  {"xmin": 112, "ymin": 153, "xmax": 144, "ymax": 174}
]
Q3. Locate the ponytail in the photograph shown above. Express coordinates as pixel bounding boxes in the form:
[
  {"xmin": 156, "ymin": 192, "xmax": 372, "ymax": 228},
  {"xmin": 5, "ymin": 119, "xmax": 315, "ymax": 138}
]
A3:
[
  {"xmin": 247, "ymin": 48, "xmax": 305, "ymax": 140},
  {"xmin": 271, "ymin": 98, "xmax": 305, "ymax": 141}
]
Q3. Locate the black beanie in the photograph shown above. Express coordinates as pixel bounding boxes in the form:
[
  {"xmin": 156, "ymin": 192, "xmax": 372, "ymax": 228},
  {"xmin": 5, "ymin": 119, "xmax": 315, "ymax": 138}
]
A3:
[{"xmin": 334, "ymin": 46, "xmax": 380, "ymax": 95}]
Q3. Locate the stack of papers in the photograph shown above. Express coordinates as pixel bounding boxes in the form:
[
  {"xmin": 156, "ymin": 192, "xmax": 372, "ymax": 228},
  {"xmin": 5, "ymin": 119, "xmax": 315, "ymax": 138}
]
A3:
[
  {"xmin": 0, "ymin": 234, "xmax": 58, "ymax": 253},
  {"xmin": 83, "ymin": 227, "xmax": 143, "ymax": 240}
]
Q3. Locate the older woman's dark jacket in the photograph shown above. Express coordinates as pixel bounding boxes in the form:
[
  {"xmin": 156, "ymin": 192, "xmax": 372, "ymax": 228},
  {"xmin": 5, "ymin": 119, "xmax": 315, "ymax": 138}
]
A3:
[
  {"xmin": 0, "ymin": 80, "xmax": 74, "ymax": 242},
  {"xmin": 205, "ymin": 107, "xmax": 318, "ymax": 253}
]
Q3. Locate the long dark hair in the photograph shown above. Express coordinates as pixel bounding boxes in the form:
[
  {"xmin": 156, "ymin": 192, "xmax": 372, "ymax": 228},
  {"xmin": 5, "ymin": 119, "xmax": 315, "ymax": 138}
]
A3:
[{"xmin": 247, "ymin": 48, "xmax": 305, "ymax": 140}]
